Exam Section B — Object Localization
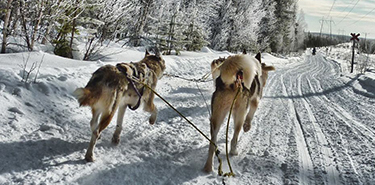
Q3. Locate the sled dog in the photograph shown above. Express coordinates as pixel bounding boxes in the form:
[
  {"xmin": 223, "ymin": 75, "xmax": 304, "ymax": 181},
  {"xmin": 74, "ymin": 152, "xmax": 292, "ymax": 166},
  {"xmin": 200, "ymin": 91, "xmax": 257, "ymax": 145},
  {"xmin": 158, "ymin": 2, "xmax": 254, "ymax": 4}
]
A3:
[
  {"xmin": 74, "ymin": 50, "xmax": 165, "ymax": 162},
  {"xmin": 204, "ymin": 53, "xmax": 275, "ymax": 172}
]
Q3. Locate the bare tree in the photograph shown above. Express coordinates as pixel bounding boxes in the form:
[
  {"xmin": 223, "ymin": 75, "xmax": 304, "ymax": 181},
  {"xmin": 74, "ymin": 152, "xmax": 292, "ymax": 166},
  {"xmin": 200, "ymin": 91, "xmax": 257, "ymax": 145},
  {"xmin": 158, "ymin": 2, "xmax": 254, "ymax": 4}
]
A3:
[
  {"xmin": 130, "ymin": 0, "xmax": 154, "ymax": 46},
  {"xmin": 30, "ymin": 0, "xmax": 45, "ymax": 50},
  {"xmin": 1, "ymin": 0, "xmax": 14, "ymax": 53}
]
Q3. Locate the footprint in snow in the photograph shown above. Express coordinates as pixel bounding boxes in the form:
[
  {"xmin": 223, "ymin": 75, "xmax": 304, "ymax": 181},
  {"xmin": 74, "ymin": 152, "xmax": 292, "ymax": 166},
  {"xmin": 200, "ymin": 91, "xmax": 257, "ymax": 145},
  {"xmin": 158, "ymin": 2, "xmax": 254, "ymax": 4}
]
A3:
[
  {"xmin": 58, "ymin": 76, "xmax": 68, "ymax": 81},
  {"xmin": 8, "ymin": 107, "xmax": 24, "ymax": 115}
]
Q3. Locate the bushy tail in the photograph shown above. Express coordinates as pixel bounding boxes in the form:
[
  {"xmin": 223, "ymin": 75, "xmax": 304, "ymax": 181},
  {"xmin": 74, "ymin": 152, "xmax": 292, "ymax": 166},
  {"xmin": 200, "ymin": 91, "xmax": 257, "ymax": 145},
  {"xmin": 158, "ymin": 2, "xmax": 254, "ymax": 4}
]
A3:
[{"xmin": 73, "ymin": 88, "xmax": 91, "ymax": 106}]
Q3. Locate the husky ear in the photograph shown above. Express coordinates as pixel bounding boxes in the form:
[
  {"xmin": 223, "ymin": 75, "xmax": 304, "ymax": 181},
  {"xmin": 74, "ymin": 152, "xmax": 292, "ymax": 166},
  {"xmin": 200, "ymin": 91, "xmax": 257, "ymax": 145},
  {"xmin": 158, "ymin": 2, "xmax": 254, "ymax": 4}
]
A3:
[
  {"xmin": 255, "ymin": 52, "xmax": 261, "ymax": 63},
  {"xmin": 145, "ymin": 49, "xmax": 150, "ymax": 57}
]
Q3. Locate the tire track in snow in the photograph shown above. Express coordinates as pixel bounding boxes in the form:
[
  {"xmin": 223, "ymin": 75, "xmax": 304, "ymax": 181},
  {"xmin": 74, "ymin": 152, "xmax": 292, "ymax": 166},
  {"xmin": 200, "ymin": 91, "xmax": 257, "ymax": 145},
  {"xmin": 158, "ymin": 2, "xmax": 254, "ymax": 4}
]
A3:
[
  {"xmin": 280, "ymin": 74, "xmax": 315, "ymax": 185},
  {"xmin": 294, "ymin": 56, "xmax": 340, "ymax": 184},
  {"xmin": 310, "ymin": 55, "xmax": 375, "ymax": 141},
  {"xmin": 303, "ymin": 55, "xmax": 375, "ymax": 184}
]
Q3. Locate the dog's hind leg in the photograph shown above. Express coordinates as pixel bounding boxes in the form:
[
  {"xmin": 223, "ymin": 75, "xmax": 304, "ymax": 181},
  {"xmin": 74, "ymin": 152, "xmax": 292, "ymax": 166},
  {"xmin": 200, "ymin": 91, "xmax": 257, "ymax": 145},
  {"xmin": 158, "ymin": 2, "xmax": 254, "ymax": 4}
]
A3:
[
  {"xmin": 203, "ymin": 92, "xmax": 229, "ymax": 173},
  {"xmin": 243, "ymin": 98, "xmax": 259, "ymax": 132},
  {"xmin": 203, "ymin": 112, "xmax": 227, "ymax": 172},
  {"xmin": 85, "ymin": 92, "xmax": 120, "ymax": 162},
  {"xmin": 112, "ymin": 104, "xmax": 127, "ymax": 145},
  {"xmin": 230, "ymin": 103, "xmax": 247, "ymax": 155},
  {"xmin": 144, "ymin": 92, "xmax": 158, "ymax": 125},
  {"xmin": 90, "ymin": 108, "xmax": 100, "ymax": 132},
  {"xmin": 85, "ymin": 109, "xmax": 117, "ymax": 162}
]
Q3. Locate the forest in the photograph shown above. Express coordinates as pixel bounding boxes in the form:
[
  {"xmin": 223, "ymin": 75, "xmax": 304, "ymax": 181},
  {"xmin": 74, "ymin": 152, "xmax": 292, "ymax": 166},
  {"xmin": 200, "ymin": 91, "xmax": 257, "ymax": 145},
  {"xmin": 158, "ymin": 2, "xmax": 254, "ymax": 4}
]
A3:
[{"xmin": 1, "ymin": 0, "xmax": 311, "ymax": 60}]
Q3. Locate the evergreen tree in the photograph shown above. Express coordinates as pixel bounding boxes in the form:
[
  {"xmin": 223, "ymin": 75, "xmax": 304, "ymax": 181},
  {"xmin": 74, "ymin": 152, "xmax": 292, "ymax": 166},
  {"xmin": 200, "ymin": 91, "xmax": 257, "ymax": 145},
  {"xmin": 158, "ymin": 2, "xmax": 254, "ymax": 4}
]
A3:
[
  {"xmin": 128, "ymin": 0, "xmax": 155, "ymax": 46},
  {"xmin": 270, "ymin": 0, "xmax": 295, "ymax": 53},
  {"xmin": 182, "ymin": 0, "xmax": 208, "ymax": 51},
  {"xmin": 294, "ymin": 9, "xmax": 307, "ymax": 51},
  {"xmin": 257, "ymin": 0, "xmax": 276, "ymax": 52},
  {"xmin": 1, "ymin": 0, "xmax": 307, "ymax": 55},
  {"xmin": 154, "ymin": 1, "xmax": 185, "ymax": 55}
]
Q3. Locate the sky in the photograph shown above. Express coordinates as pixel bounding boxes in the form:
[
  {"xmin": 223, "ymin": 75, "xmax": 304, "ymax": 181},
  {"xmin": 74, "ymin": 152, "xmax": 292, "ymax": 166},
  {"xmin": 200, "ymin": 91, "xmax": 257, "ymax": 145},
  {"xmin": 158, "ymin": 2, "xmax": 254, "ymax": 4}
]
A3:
[{"xmin": 298, "ymin": 0, "xmax": 375, "ymax": 39}]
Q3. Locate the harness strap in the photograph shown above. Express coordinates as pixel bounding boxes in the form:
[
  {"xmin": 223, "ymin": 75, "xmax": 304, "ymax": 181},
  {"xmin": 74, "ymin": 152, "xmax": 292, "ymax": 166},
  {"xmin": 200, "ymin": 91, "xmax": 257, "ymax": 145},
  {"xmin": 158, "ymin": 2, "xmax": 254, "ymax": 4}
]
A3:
[
  {"xmin": 238, "ymin": 74, "xmax": 260, "ymax": 99},
  {"xmin": 116, "ymin": 63, "xmax": 144, "ymax": 110}
]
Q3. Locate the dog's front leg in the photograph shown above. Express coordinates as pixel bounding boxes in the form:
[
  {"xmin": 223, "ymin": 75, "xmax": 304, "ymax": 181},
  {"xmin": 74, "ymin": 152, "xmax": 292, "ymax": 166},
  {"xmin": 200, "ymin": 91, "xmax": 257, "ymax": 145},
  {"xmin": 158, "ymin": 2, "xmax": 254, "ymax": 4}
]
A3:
[
  {"xmin": 112, "ymin": 105, "xmax": 127, "ymax": 145},
  {"xmin": 144, "ymin": 92, "xmax": 158, "ymax": 125},
  {"xmin": 243, "ymin": 98, "xmax": 259, "ymax": 132}
]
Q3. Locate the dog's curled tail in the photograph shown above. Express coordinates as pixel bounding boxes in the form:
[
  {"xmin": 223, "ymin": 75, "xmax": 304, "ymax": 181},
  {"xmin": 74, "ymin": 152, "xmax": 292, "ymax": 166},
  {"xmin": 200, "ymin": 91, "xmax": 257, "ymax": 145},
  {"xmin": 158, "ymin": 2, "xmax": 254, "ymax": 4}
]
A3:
[{"xmin": 73, "ymin": 88, "xmax": 91, "ymax": 106}]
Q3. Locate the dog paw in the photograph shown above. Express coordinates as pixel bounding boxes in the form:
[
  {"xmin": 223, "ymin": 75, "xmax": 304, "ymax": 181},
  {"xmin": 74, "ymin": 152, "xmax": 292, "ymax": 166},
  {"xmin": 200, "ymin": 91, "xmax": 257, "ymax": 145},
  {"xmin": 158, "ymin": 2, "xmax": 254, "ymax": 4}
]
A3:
[
  {"xmin": 243, "ymin": 123, "xmax": 251, "ymax": 132},
  {"xmin": 149, "ymin": 117, "xmax": 156, "ymax": 125},
  {"xmin": 230, "ymin": 149, "xmax": 239, "ymax": 156},
  {"xmin": 85, "ymin": 155, "xmax": 95, "ymax": 162},
  {"xmin": 203, "ymin": 165, "xmax": 213, "ymax": 173},
  {"xmin": 112, "ymin": 136, "xmax": 120, "ymax": 145}
]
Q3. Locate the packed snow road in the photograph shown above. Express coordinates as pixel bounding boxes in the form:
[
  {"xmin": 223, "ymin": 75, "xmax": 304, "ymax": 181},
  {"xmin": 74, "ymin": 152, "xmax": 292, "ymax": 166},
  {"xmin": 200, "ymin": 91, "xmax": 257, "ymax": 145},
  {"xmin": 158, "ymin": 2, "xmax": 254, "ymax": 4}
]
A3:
[
  {"xmin": 0, "ymin": 50, "xmax": 374, "ymax": 185},
  {"xmin": 243, "ymin": 53, "xmax": 375, "ymax": 184}
]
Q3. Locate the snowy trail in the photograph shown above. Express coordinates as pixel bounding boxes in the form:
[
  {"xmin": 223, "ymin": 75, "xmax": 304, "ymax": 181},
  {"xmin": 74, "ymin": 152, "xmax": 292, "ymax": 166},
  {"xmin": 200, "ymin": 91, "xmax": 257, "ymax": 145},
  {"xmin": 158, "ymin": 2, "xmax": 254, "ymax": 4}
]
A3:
[
  {"xmin": 1, "ymin": 50, "xmax": 374, "ymax": 185},
  {"xmin": 260, "ymin": 53, "xmax": 375, "ymax": 184}
]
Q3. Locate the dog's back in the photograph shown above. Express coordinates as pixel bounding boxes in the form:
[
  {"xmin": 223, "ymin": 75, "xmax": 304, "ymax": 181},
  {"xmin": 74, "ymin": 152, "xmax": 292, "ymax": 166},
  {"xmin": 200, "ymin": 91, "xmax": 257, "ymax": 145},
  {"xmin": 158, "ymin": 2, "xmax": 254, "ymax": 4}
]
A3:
[
  {"xmin": 74, "ymin": 65, "xmax": 128, "ymax": 108},
  {"xmin": 219, "ymin": 54, "xmax": 261, "ymax": 90}
]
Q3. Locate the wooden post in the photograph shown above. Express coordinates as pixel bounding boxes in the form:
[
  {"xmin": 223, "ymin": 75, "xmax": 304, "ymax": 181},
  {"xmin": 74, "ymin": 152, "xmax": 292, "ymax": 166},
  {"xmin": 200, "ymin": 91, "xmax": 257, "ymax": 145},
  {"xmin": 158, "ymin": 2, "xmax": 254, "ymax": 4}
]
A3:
[
  {"xmin": 351, "ymin": 40, "xmax": 355, "ymax": 73},
  {"xmin": 350, "ymin": 33, "xmax": 360, "ymax": 73}
]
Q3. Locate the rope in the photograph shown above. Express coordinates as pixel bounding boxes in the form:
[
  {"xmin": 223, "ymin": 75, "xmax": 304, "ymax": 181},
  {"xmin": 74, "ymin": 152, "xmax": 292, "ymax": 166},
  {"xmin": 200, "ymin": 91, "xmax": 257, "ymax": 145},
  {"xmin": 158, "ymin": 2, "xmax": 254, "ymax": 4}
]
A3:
[
  {"xmin": 223, "ymin": 85, "xmax": 241, "ymax": 177},
  {"xmin": 163, "ymin": 58, "xmax": 225, "ymax": 83},
  {"xmin": 163, "ymin": 73, "xmax": 213, "ymax": 83},
  {"xmin": 128, "ymin": 75, "xmax": 224, "ymax": 176},
  {"xmin": 195, "ymin": 82, "xmax": 211, "ymax": 117}
]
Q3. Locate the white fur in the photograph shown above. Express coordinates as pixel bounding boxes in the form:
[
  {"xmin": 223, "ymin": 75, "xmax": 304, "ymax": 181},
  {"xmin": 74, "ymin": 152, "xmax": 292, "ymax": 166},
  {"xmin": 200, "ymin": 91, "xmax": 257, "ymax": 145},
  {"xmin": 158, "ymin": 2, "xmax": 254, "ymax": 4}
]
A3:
[{"xmin": 219, "ymin": 54, "xmax": 261, "ymax": 89}]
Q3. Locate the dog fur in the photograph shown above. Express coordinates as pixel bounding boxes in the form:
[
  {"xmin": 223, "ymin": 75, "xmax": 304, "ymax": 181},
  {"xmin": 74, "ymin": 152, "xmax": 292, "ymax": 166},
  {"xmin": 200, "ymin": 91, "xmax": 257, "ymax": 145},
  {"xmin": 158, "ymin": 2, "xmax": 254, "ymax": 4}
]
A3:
[
  {"xmin": 210, "ymin": 57, "xmax": 226, "ymax": 84},
  {"xmin": 74, "ymin": 50, "xmax": 165, "ymax": 162},
  {"xmin": 204, "ymin": 53, "xmax": 275, "ymax": 172}
]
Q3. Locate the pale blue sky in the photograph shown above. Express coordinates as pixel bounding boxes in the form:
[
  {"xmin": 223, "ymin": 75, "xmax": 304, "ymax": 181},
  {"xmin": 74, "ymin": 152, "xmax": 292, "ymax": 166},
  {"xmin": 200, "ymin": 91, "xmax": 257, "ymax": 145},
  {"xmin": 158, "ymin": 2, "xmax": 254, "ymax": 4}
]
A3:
[{"xmin": 298, "ymin": 0, "xmax": 375, "ymax": 39}]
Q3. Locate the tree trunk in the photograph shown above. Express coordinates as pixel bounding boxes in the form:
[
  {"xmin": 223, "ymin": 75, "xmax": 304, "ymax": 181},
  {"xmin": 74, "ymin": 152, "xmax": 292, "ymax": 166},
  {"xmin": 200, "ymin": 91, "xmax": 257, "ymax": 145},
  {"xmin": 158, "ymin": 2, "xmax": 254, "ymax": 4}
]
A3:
[
  {"xmin": 70, "ymin": 0, "xmax": 79, "ymax": 50},
  {"xmin": 133, "ymin": 0, "xmax": 152, "ymax": 46},
  {"xmin": 83, "ymin": 37, "xmax": 95, "ymax": 61},
  {"xmin": 1, "ymin": 0, "xmax": 14, "ymax": 53},
  {"xmin": 30, "ymin": 0, "xmax": 44, "ymax": 50},
  {"xmin": 10, "ymin": 7, "xmax": 20, "ymax": 37},
  {"xmin": 42, "ymin": 0, "xmax": 60, "ymax": 45},
  {"xmin": 41, "ymin": 23, "xmax": 52, "ymax": 44},
  {"xmin": 19, "ymin": 0, "xmax": 32, "ymax": 51}
]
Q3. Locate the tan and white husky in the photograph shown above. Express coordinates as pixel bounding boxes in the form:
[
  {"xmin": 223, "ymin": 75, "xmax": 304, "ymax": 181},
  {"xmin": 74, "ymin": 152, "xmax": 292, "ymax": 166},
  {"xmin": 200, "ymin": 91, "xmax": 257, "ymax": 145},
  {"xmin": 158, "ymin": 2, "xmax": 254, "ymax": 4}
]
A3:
[
  {"xmin": 74, "ymin": 50, "xmax": 166, "ymax": 162},
  {"xmin": 204, "ymin": 53, "xmax": 275, "ymax": 172}
]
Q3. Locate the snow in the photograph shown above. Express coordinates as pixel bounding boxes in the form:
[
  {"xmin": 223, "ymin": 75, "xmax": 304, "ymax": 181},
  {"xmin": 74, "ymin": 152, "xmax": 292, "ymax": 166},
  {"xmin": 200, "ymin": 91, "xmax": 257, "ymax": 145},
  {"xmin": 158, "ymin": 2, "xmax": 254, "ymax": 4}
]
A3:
[{"xmin": 0, "ymin": 44, "xmax": 375, "ymax": 184}]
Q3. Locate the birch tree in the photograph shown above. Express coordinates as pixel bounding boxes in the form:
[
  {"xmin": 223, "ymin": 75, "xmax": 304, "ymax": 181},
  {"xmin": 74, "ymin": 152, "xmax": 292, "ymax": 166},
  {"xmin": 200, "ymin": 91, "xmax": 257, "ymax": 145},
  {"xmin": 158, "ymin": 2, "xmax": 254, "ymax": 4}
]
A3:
[{"xmin": 1, "ymin": 0, "xmax": 14, "ymax": 53}]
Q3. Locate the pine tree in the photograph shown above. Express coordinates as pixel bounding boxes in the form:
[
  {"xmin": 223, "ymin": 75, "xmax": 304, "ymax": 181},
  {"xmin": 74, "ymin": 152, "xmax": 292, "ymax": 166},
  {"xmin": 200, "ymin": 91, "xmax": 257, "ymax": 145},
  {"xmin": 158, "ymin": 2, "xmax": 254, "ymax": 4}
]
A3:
[
  {"xmin": 53, "ymin": 0, "xmax": 84, "ymax": 58},
  {"xmin": 182, "ymin": 0, "xmax": 208, "ymax": 51},
  {"xmin": 257, "ymin": 0, "xmax": 276, "ymax": 52},
  {"xmin": 128, "ymin": 0, "xmax": 155, "ymax": 46},
  {"xmin": 294, "ymin": 9, "xmax": 307, "ymax": 51},
  {"xmin": 270, "ymin": 0, "xmax": 296, "ymax": 53},
  {"xmin": 153, "ymin": 1, "xmax": 186, "ymax": 55}
]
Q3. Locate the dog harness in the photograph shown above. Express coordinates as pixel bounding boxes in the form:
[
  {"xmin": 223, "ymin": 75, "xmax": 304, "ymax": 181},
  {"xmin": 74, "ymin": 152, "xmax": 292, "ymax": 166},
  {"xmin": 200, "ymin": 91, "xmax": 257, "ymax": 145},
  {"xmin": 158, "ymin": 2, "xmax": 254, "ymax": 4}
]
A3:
[{"xmin": 116, "ymin": 63, "xmax": 145, "ymax": 110}]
